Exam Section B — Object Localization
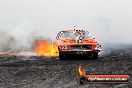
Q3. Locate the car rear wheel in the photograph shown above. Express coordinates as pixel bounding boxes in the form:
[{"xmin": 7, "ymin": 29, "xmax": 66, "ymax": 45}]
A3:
[{"xmin": 93, "ymin": 53, "xmax": 98, "ymax": 59}]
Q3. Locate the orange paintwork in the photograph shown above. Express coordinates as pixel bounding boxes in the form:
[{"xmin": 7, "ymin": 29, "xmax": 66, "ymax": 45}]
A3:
[{"xmin": 57, "ymin": 29, "xmax": 100, "ymax": 51}]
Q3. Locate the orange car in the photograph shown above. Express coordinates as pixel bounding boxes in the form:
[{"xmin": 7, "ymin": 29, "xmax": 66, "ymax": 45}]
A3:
[{"xmin": 56, "ymin": 29, "xmax": 101, "ymax": 59}]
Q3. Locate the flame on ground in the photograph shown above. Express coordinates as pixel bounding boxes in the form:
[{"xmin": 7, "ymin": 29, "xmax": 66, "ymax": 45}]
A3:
[
  {"xmin": 78, "ymin": 66, "xmax": 86, "ymax": 76},
  {"xmin": 35, "ymin": 40, "xmax": 59, "ymax": 56}
]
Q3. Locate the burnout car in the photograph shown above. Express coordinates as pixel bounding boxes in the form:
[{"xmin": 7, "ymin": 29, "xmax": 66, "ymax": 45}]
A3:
[{"xmin": 56, "ymin": 29, "xmax": 101, "ymax": 59}]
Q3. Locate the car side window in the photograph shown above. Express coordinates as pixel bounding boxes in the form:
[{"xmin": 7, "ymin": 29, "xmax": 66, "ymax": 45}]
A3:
[
  {"xmin": 58, "ymin": 31, "xmax": 65, "ymax": 39},
  {"xmin": 84, "ymin": 31, "xmax": 92, "ymax": 39}
]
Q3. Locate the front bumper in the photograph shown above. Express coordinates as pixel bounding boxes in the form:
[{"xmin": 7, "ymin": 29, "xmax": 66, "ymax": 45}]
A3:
[{"xmin": 60, "ymin": 49, "xmax": 100, "ymax": 55}]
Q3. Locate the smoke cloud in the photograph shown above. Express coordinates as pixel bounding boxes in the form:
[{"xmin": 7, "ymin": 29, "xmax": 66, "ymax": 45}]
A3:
[
  {"xmin": 0, "ymin": 20, "xmax": 49, "ymax": 52},
  {"xmin": 0, "ymin": 0, "xmax": 132, "ymax": 54}
]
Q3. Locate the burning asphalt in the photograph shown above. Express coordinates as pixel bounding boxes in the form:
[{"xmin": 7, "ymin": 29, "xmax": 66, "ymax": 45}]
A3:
[{"xmin": 0, "ymin": 44, "xmax": 132, "ymax": 88}]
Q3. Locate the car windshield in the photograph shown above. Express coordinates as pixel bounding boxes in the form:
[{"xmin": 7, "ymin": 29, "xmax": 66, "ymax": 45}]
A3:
[{"xmin": 57, "ymin": 31, "xmax": 91, "ymax": 40}]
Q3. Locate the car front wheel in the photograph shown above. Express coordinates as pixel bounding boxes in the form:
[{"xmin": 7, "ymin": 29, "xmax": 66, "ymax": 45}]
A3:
[
  {"xmin": 93, "ymin": 53, "xmax": 98, "ymax": 59},
  {"xmin": 59, "ymin": 51, "xmax": 67, "ymax": 60}
]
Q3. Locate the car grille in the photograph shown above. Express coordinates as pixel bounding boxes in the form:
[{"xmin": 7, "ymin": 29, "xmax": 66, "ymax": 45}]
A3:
[{"xmin": 71, "ymin": 45, "xmax": 92, "ymax": 50}]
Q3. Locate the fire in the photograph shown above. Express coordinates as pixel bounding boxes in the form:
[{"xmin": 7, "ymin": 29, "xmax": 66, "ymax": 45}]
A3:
[
  {"xmin": 35, "ymin": 40, "xmax": 59, "ymax": 56},
  {"xmin": 78, "ymin": 66, "xmax": 86, "ymax": 76}
]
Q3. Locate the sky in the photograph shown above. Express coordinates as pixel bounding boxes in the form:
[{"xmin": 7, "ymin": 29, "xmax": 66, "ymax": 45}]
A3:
[{"xmin": 0, "ymin": 0, "xmax": 132, "ymax": 47}]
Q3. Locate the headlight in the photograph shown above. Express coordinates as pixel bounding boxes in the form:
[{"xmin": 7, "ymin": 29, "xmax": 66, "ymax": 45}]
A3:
[
  {"xmin": 96, "ymin": 44, "xmax": 101, "ymax": 50},
  {"xmin": 61, "ymin": 45, "xmax": 67, "ymax": 49}
]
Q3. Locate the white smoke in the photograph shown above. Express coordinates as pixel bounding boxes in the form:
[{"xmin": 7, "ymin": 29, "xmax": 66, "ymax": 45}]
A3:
[
  {"xmin": 0, "ymin": 17, "xmax": 131, "ymax": 54},
  {"xmin": 0, "ymin": 19, "xmax": 46, "ymax": 52}
]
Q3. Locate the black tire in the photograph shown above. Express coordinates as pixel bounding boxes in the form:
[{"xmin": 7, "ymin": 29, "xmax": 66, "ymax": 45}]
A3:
[
  {"xmin": 59, "ymin": 51, "xmax": 67, "ymax": 60},
  {"xmin": 93, "ymin": 53, "xmax": 98, "ymax": 59},
  {"xmin": 59, "ymin": 53, "xmax": 63, "ymax": 60},
  {"xmin": 58, "ymin": 47, "xmax": 63, "ymax": 60},
  {"xmin": 85, "ymin": 54, "xmax": 92, "ymax": 59}
]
